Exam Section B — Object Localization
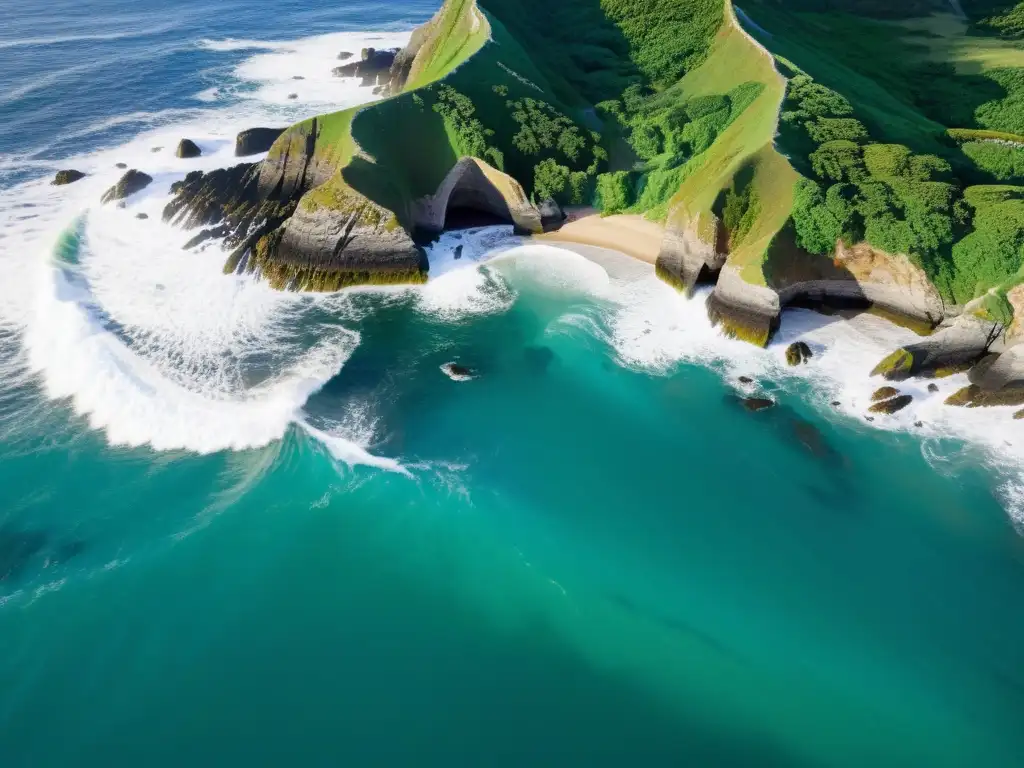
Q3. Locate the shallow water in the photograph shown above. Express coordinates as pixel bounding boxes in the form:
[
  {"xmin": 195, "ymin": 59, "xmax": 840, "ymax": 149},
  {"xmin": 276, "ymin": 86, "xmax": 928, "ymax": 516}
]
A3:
[{"xmin": 2, "ymin": 2, "xmax": 1024, "ymax": 766}]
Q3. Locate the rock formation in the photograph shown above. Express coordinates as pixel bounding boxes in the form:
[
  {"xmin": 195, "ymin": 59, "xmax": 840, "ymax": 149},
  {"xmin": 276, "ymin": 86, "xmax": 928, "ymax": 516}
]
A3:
[
  {"xmin": 333, "ymin": 47, "xmax": 400, "ymax": 87},
  {"xmin": 52, "ymin": 170, "xmax": 85, "ymax": 186},
  {"xmin": 176, "ymin": 139, "xmax": 202, "ymax": 158},
  {"xmin": 101, "ymin": 170, "xmax": 153, "ymax": 203},
  {"xmin": 235, "ymin": 128, "xmax": 286, "ymax": 157},
  {"xmin": 868, "ymin": 394, "xmax": 913, "ymax": 415},
  {"xmin": 785, "ymin": 341, "xmax": 812, "ymax": 366}
]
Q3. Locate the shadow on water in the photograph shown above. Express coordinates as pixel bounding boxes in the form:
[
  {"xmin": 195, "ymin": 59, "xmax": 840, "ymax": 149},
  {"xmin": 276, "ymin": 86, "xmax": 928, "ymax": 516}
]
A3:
[
  {"xmin": 0, "ymin": 522, "xmax": 89, "ymax": 588},
  {"xmin": 604, "ymin": 591, "xmax": 742, "ymax": 663}
]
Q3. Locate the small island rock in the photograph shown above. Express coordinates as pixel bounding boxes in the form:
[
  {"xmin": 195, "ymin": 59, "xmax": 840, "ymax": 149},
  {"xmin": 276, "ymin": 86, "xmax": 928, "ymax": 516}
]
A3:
[
  {"xmin": 176, "ymin": 139, "xmax": 202, "ymax": 159},
  {"xmin": 441, "ymin": 362, "xmax": 475, "ymax": 381},
  {"xmin": 100, "ymin": 169, "xmax": 153, "ymax": 204},
  {"xmin": 52, "ymin": 170, "xmax": 86, "ymax": 186}
]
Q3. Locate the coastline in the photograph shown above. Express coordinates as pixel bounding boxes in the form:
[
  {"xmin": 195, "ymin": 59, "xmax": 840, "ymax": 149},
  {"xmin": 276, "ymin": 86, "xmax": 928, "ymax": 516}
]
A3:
[{"xmin": 535, "ymin": 209, "xmax": 664, "ymax": 265}]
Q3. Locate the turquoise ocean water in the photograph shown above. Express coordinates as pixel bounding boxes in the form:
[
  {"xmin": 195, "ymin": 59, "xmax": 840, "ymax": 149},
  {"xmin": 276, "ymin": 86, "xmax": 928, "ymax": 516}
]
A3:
[{"xmin": 2, "ymin": 2, "xmax": 1024, "ymax": 766}]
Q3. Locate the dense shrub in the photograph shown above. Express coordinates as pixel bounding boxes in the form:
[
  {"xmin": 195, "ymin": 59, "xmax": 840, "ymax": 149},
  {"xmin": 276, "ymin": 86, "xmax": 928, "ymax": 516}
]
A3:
[
  {"xmin": 595, "ymin": 171, "xmax": 634, "ymax": 214},
  {"xmin": 533, "ymin": 159, "xmax": 572, "ymax": 202},
  {"xmin": 960, "ymin": 140, "xmax": 1024, "ymax": 181}
]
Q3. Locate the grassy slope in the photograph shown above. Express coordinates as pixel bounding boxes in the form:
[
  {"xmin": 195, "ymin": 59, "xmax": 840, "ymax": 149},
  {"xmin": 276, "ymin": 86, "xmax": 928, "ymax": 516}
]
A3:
[{"xmin": 664, "ymin": 4, "xmax": 798, "ymax": 286}]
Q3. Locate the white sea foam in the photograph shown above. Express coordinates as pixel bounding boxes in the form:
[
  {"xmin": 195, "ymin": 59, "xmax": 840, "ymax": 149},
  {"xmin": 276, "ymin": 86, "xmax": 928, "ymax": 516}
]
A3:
[
  {"xmin": 0, "ymin": 27, "xmax": 415, "ymax": 471},
  {"xmin": 417, "ymin": 240, "xmax": 1024, "ymax": 524}
]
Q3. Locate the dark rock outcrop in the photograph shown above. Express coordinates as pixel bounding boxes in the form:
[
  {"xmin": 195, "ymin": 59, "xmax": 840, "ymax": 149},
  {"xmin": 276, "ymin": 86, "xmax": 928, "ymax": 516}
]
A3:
[
  {"xmin": 738, "ymin": 376, "xmax": 754, "ymax": 385},
  {"xmin": 235, "ymin": 127, "xmax": 287, "ymax": 157},
  {"xmin": 539, "ymin": 198, "xmax": 566, "ymax": 232},
  {"xmin": 333, "ymin": 47, "xmax": 399, "ymax": 86},
  {"xmin": 101, "ymin": 170, "xmax": 153, "ymax": 203},
  {"xmin": 928, "ymin": 382, "xmax": 939, "ymax": 393},
  {"xmin": 871, "ymin": 386, "xmax": 900, "ymax": 402},
  {"xmin": 868, "ymin": 394, "xmax": 913, "ymax": 415},
  {"xmin": 135, "ymin": 213, "xmax": 149, "ymax": 220},
  {"xmin": 288, "ymin": 93, "xmax": 298, "ymax": 100},
  {"xmin": 163, "ymin": 163, "xmax": 295, "ymax": 267},
  {"xmin": 115, "ymin": 162, "xmax": 128, "ymax": 169},
  {"xmin": 176, "ymin": 139, "xmax": 202, "ymax": 159},
  {"xmin": 337, "ymin": 51, "xmax": 353, "ymax": 60},
  {"xmin": 785, "ymin": 341, "xmax": 813, "ymax": 366},
  {"xmin": 52, "ymin": 169, "xmax": 85, "ymax": 186}
]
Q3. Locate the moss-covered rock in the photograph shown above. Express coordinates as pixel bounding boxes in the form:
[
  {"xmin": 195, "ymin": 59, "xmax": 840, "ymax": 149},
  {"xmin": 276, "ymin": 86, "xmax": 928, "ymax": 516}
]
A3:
[
  {"xmin": 945, "ymin": 384, "xmax": 1024, "ymax": 408},
  {"xmin": 871, "ymin": 386, "xmax": 900, "ymax": 402},
  {"xmin": 100, "ymin": 170, "xmax": 153, "ymax": 203},
  {"xmin": 52, "ymin": 170, "xmax": 85, "ymax": 186},
  {"xmin": 868, "ymin": 394, "xmax": 913, "ymax": 414},
  {"xmin": 785, "ymin": 341, "xmax": 813, "ymax": 366}
]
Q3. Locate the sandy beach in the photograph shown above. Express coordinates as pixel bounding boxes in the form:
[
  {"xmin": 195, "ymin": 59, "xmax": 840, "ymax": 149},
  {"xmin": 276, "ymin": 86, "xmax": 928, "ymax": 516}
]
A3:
[{"xmin": 536, "ymin": 211, "xmax": 665, "ymax": 264}]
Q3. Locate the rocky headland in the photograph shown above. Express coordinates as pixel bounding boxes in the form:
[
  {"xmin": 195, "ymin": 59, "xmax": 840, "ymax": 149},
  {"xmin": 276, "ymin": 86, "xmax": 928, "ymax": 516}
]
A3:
[{"xmin": 150, "ymin": 0, "xmax": 1024, "ymax": 416}]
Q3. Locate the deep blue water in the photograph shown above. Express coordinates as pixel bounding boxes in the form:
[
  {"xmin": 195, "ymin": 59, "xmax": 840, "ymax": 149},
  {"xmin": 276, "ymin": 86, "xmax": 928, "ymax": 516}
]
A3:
[{"xmin": 2, "ymin": 2, "xmax": 1024, "ymax": 766}]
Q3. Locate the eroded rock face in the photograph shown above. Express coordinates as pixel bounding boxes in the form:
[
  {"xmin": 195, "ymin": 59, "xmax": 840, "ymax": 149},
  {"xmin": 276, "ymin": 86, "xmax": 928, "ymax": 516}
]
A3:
[
  {"xmin": 945, "ymin": 384, "xmax": 1024, "ymax": 408},
  {"xmin": 871, "ymin": 314, "xmax": 1000, "ymax": 381},
  {"xmin": 333, "ymin": 47, "xmax": 399, "ymax": 86},
  {"xmin": 412, "ymin": 157, "xmax": 542, "ymax": 235},
  {"xmin": 235, "ymin": 127, "xmax": 287, "ymax": 157},
  {"xmin": 176, "ymin": 139, "xmax": 202, "ymax": 159},
  {"xmin": 163, "ymin": 163, "xmax": 296, "ymax": 268},
  {"xmin": 52, "ymin": 170, "xmax": 85, "ymax": 186},
  {"xmin": 656, "ymin": 211, "xmax": 724, "ymax": 296},
  {"xmin": 101, "ymin": 170, "xmax": 153, "ymax": 203}
]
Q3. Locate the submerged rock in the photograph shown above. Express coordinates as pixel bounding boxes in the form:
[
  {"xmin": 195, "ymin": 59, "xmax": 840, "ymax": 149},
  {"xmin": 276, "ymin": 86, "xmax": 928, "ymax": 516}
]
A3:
[
  {"xmin": 871, "ymin": 386, "xmax": 900, "ymax": 402},
  {"xmin": 52, "ymin": 169, "xmax": 85, "ymax": 186},
  {"xmin": 337, "ymin": 51, "xmax": 353, "ymax": 60},
  {"xmin": 100, "ymin": 170, "xmax": 153, "ymax": 203},
  {"xmin": 868, "ymin": 394, "xmax": 913, "ymax": 415},
  {"xmin": 738, "ymin": 376, "xmax": 754, "ymax": 385},
  {"xmin": 292, "ymin": 75, "xmax": 305, "ymax": 80},
  {"xmin": 742, "ymin": 397, "xmax": 775, "ymax": 412},
  {"xmin": 287, "ymin": 93, "xmax": 298, "ymax": 100},
  {"xmin": 135, "ymin": 213, "xmax": 149, "ymax": 220},
  {"xmin": 176, "ymin": 138, "xmax": 202, "ymax": 158},
  {"xmin": 785, "ymin": 341, "xmax": 813, "ymax": 366},
  {"xmin": 441, "ymin": 362, "xmax": 475, "ymax": 381},
  {"xmin": 831, "ymin": 400, "xmax": 841, "ymax": 407},
  {"xmin": 115, "ymin": 162, "xmax": 128, "ymax": 169},
  {"xmin": 523, "ymin": 345, "xmax": 555, "ymax": 373},
  {"xmin": 234, "ymin": 127, "xmax": 286, "ymax": 157}
]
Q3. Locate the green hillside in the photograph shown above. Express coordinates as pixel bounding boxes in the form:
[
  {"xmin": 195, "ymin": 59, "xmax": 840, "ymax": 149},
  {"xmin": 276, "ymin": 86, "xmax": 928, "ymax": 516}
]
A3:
[{"xmin": 247, "ymin": 0, "xmax": 1024, "ymax": 336}]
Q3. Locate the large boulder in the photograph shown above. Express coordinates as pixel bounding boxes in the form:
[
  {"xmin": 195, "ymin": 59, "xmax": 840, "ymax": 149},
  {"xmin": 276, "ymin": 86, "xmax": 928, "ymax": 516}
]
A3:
[
  {"xmin": 785, "ymin": 341, "xmax": 813, "ymax": 366},
  {"xmin": 101, "ymin": 170, "xmax": 153, "ymax": 203},
  {"xmin": 176, "ymin": 139, "xmax": 202, "ymax": 159},
  {"xmin": 235, "ymin": 127, "xmax": 286, "ymax": 157},
  {"xmin": 52, "ymin": 169, "xmax": 85, "ymax": 186},
  {"xmin": 538, "ymin": 198, "xmax": 566, "ymax": 232},
  {"xmin": 871, "ymin": 386, "xmax": 900, "ymax": 402}
]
